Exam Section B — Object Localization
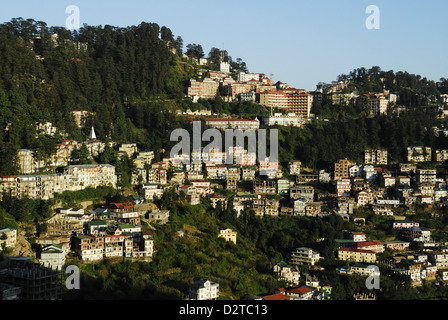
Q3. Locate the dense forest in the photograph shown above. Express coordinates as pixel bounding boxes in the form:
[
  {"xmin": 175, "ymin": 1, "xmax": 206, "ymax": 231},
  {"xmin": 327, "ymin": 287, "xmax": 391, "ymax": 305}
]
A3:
[{"xmin": 0, "ymin": 18, "xmax": 195, "ymax": 175}]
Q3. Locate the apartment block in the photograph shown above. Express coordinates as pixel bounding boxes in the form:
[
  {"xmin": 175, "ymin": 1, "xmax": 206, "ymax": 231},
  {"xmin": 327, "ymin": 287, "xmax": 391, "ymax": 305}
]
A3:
[
  {"xmin": 337, "ymin": 248, "xmax": 376, "ymax": 263},
  {"xmin": 415, "ymin": 169, "xmax": 437, "ymax": 184},
  {"xmin": 260, "ymin": 90, "xmax": 313, "ymax": 118},
  {"xmin": 365, "ymin": 149, "xmax": 388, "ymax": 165},
  {"xmin": 0, "ymin": 174, "xmax": 71, "ymax": 200},
  {"xmin": 290, "ymin": 247, "xmax": 321, "ymax": 266},
  {"xmin": 205, "ymin": 117, "xmax": 260, "ymax": 131},
  {"xmin": 407, "ymin": 146, "xmax": 432, "ymax": 162},
  {"xmin": 334, "ymin": 159, "xmax": 355, "ymax": 180},
  {"xmin": 63, "ymin": 164, "xmax": 117, "ymax": 190},
  {"xmin": 187, "ymin": 78, "xmax": 219, "ymax": 102},
  {"xmin": 71, "ymin": 235, "xmax": 105, "ymax": 261}
]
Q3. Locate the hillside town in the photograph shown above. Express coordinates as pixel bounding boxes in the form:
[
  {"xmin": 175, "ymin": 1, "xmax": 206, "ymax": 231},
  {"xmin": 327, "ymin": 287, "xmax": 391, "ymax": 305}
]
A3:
[{"xmin": 2, "ymin": 41, "xmax": 448, "ymax": 302}]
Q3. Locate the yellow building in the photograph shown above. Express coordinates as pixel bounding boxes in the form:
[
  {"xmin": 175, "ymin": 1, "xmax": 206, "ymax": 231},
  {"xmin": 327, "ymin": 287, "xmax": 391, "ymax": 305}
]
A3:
[{"xmin": 338, "ymin": 248, "xmax": 376, "ymax": 263}]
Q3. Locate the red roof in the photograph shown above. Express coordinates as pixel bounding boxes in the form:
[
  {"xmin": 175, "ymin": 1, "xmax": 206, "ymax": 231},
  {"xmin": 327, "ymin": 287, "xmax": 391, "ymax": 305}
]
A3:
[
  {"xmin": 287, "ymin": 286, "xmax": 313, "ymax": 295},
  {"xmin": 356, "ymin": 241, "xmax": 383, "ymax": 249},
  {"xmin": 339, "ymin": 248, "xmax": 376, "ymax": 254},
  {"xmin": 262, "ymin": 293, "xmax": 290, "ymax": 301},
  {"xmin": 111, "ymin": 202, "xmax": 134, "ymax": 210}
]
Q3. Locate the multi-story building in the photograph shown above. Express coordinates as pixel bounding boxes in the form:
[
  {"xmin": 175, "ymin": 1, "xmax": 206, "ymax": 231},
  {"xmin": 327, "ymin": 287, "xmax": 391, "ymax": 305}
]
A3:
[
  {"xmin": 407, "ymin": 146, "xmax": 432, "ymax": 162},
  {"xmin": 392, "ymin": 220, "xmax": 420, "ymax": 229},
  {"xmin": 63, "ymin": 164, "xmax": 117, "ymax": 190},
  {"xmin": 416, "ymin": 169, "xmax": 437, "ymax": 184},
  {"xmin": 178, "ymin": 185, "xmax": 200, "ymax": 205},
  {"xmin": 400, "ymin": 227, "xmax": 431, "ymax": 243},
  {"xmin": 39, "ymin": 244, "xmax": 66, "ymax": 271},
  {"xmin": 273, "ymin": 261, "xmax": 300, "ymax": 285},
  {"xmin": 356, "ymin": 189, "xmax": 374, "ymax": 207},
  {"xmin": 334, "ymin": 159, "xmax": 355, "ymax": 180},
  {"xmin": 205, "ymin": 117, "xmax": 260, "ymax": 131},
  {"xmin": 187, "ymin": 78, "xmax": 220, "ymax": 102},
  {"xmin": 258, "ymin": 158, "xmax": 281, "ymax": 178},
  {"xmin": 288, "ymin": 160, "xmax": 302, "ymax": 175},
  {"xmin": 147, "ymin": 210, "xmax": 170, "ymax": 225},
  {"xmin": 221, "ymin": 81, "xmax": 253, "ymax": 101},
  {"xmin": 262, "ymin": 114, "xmax": 307, "ymax": 127},
  {"xmin": 349, "ymin": 232, "xmax": 367, "ymax": 242},
  {"xmin": 277, "ymin": 178, "xmax": 290, "ymax": 196},
  {"xmin": 143, "ymin": 183, "xmax": 164, "ymax": 200},
  {"xmin": 189, "ymin": 278, "xmax": 219, "ymax": 300},
  {"xmin": 104, "ymin": 233, "xmax": 129, "ymax": 258},
  {"xmin": 241, "ymin": 165, "xmax": 256, "ymax": 181},
  {"xmin": 253, "ymin": 179, "xmax": 277, "ymax": 194},
  {"xmin": 356, "ymin": 93, "xmax": 389, "ymax": 115},
  {"xmin": 0, "ymin": 174, "xmax": 72, "ymax": 200},
  {"xmin": 16, "ymin": 149, "xmax": 37, "ymax": 174},
  {"xmin": 337, "ymin": 248, "xmax": 376, "ymax": 263},
  {"xmin": 353, "ymin": 241, "xmax": 385, "ymax": 253},
  {"xmin": 435, "ymin": 149, "xmax": 448, "ymax": 162},
  {"xmin": 369, "ymin": 94, "xmax": 389, "ymax": 115},
  {"xmin": 290, "ymin": 247, "xmax": 321, "ymax": 266},
  {"xmin": 46, "ymin": 215, "xmax": 84, "ymax": 238},
  {"xmin": 350, "ymin": 263, "xmax": 381, "ymax": 277},
  {"xmin": 243, "ymin": 198, "xmax": 280, "ymax": 217},
  {"xmin": 361, "ymin": 165, "xmax": 377, "ymax": 184},
  {"xmin": 109, "ymin": 202, "xmax": 140, "ymax": 225},
  {"xmin": 336, "ymin": 178, "xmax": 351, "ymax": 197},
  {"xmin": 365, "ymin": 149, "xmax": 388, "ymax": 165},
  {"xmin": 71, "ymin": 235, "xmax": 105, "ymax": 261},
  {"xmin": 290, "ymin": 185, "xmax": 314, "ymax": 202},
  {"xmin": 383, "ymin": 241, "xmax": 410, "ymax": 251},
  {"xmin": 427, "ymin": 251, "xmax": 448, "ymax": 268},
  {"xmin": 237, "ymin": 72, "xmax": 261, "ymax": 83},
  {"xmin": 218, "ymin": 228, "xmax": 237, "ymax": 244},
  {"xmin": 259, "ymin": 90, "xmax": 313, "ymax": 118}
]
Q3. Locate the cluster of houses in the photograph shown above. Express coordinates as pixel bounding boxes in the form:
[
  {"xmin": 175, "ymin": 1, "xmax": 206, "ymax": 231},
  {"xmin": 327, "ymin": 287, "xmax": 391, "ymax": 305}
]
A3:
[
  {"xmin": 187, "ymin": 60, "xmax": 401, "ymax": 121},
  {"xmin": 0, "ymin": 203, "xmax": 165, "ymax": 272},
  {"xmin": 29, "ymin": 202, "xmax": 160, "ymax": 269}
]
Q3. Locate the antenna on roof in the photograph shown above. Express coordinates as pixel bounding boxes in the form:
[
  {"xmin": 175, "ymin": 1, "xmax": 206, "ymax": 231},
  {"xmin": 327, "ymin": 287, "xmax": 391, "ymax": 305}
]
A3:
[{"xmin": 221, "ymin": 42, "xmax": 225, "ymax": 62}]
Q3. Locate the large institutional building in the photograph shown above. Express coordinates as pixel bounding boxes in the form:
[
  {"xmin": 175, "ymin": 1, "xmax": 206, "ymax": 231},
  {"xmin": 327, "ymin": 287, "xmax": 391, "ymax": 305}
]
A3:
[{"xmin": 259, "ymin": 90, "xmax": 313, "ymax": 118}]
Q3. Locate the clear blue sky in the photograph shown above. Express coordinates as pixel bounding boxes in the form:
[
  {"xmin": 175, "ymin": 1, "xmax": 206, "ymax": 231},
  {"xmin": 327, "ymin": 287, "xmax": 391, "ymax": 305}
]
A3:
[{"xmin": 1, "ymin": 0, "xmax": 447, "ymax": 90}]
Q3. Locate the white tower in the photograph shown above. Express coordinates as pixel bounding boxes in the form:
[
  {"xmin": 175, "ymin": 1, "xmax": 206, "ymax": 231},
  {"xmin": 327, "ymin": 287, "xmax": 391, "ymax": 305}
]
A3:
[{"xmin": 89, "ymin": 125, "xmax": 97, "ymax": 140}]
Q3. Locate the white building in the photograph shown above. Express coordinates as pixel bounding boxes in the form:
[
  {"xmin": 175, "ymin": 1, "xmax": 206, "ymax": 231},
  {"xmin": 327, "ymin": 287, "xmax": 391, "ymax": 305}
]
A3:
[
  {"xmin": 262, "ymin": 114, "xmax": 307, "ymax": 127},
  {"xmin": 63, "ymin": 164, "xmax": 117, "ymax": 190},
  {"xmin": 189, "ymin": 278, "xmax": 219, "ymax": 300},
  {"xmin": 237, "ymin": 72, "xmax": 260, "ymax": 83},
  {"xmin": 39, "ymin": 244, "xmax": 66, "ymax": 270},
  {"xmin": 220, "ymin": 62, "xmax": 230, "ymax": 73},
  {"xmin": 361, "ymin": 165, "xmax": 376, "ymax": 184},
  {"xmin": 290, "ymin": 247, "xmax": 321, "ymax": 266}
]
